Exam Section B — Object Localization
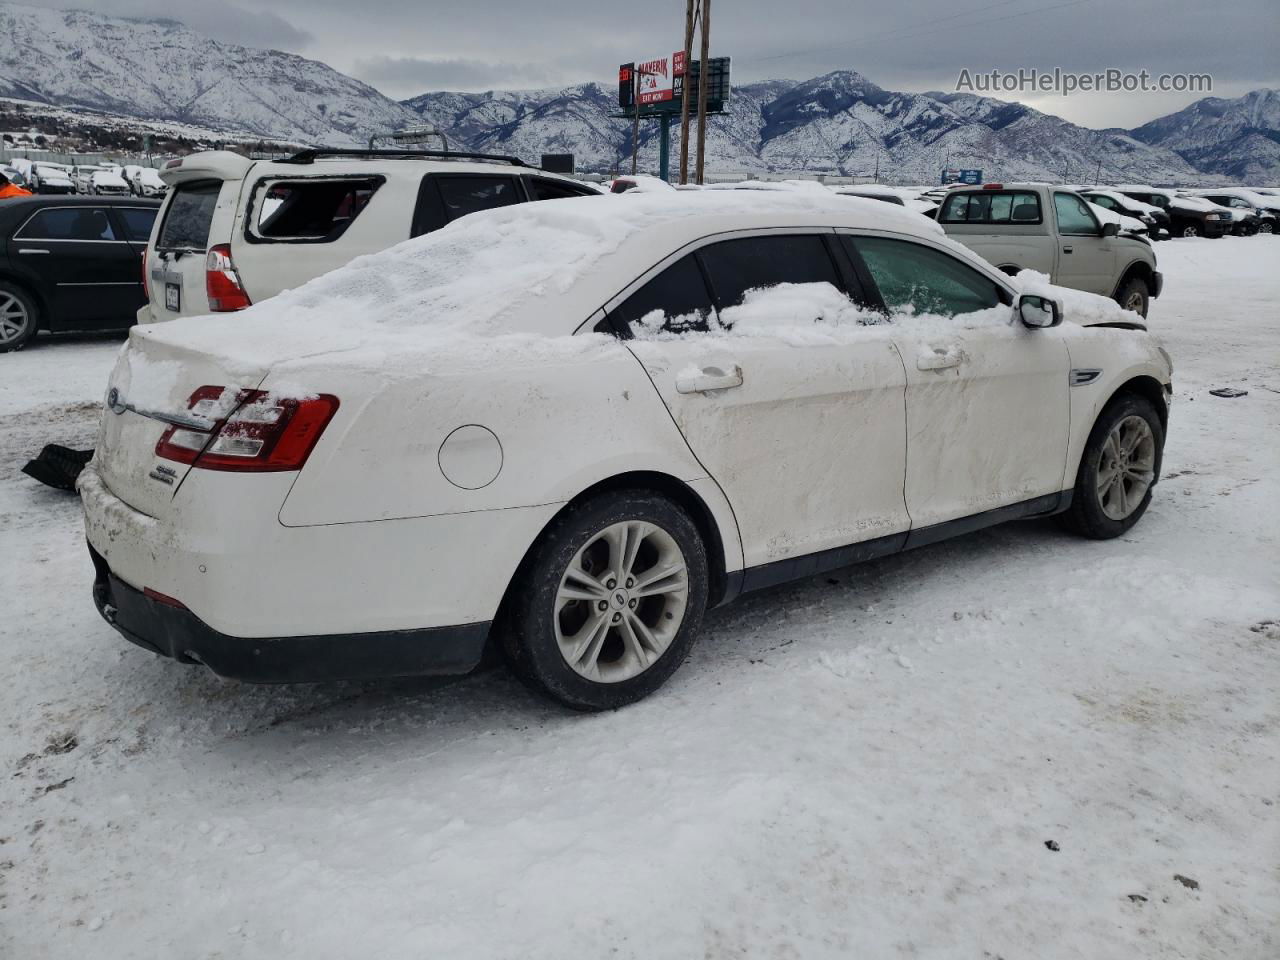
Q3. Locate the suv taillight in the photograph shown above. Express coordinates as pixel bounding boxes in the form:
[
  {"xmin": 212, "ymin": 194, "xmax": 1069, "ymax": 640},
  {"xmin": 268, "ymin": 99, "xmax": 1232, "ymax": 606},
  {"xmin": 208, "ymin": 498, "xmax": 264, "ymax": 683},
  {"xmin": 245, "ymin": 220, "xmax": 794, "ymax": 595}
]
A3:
[
  {"xmin": 156, "ymin": 385, "xmax": 339, "ymax": 472},
  {"xmin": 206, "ymin": 244, "xmax": 251, "ymax": 312}
]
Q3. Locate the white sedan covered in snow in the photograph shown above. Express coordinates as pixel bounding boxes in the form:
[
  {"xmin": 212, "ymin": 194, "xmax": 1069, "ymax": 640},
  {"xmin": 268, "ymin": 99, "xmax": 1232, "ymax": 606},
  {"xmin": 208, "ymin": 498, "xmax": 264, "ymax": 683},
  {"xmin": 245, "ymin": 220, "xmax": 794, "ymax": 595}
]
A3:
[{"xmin": 80, "ymin": 192, "xmax": 1172, "ymax": 709}]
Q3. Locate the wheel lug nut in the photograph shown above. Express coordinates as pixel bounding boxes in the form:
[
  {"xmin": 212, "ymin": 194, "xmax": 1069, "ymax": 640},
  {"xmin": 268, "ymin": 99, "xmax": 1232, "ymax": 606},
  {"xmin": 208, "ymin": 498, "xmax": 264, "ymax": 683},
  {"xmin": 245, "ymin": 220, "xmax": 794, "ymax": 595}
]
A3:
[
  {"xmin": 606, "ymin": 579, "xmax": 616, "ymax": 589},
  {"xmin": 628, "ymin": 598, "xmax": 637, "ymax": 608},
  {"xmin": 612, "ymin": 612, "xmax": 622, "ymax": 623},
  {"xmin": 597, "ymin": 600, "xmax": 608, "ymax": 611},
  {"xmin": 625, "ymin": 578, "xmax": 634, "ymax": 588}
]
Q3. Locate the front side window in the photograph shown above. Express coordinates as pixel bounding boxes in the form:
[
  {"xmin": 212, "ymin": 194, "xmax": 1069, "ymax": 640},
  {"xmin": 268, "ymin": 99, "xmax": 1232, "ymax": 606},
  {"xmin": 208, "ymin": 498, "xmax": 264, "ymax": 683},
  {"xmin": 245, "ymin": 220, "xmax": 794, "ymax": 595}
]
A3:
[
  {"xmin": 251, "ymin": 177, "xmax": 381, "ymax": 241},
  {"xmin": 940, "ymin": 191, "xmax": 1041, "ymax": 224},
  {"xmin": 16, "ymin": 207, "xmax": 117, "ymax": 241},
  {"xmin": 1054, "ymin": 192, "xmax": 1101, "ymax": 236},
  {"xmin": 157, "ymin": 180, "xmax": 221, "ymax": 252},
  {"xmin": 117, "ymin": 207, "xmax": 157, "ymax": 243},
  {"xmin": 698, "ymin": 234, "xmax": 843, "ymax": 310},
  {"xmin": 608, "ymin": 254, "xmax": 715, "ymax": 335},
  {"xmin": 851, "ymin": 236, "xmax": 1003, "ymax": 318}
]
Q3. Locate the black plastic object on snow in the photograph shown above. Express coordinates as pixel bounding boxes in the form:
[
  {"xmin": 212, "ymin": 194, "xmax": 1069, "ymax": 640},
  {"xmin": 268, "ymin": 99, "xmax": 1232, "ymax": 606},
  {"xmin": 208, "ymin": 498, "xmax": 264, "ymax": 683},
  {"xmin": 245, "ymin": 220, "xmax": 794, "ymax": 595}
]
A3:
[{"xmin": 22, "ymin": 445, "xmax": 93, "ymax": 492}]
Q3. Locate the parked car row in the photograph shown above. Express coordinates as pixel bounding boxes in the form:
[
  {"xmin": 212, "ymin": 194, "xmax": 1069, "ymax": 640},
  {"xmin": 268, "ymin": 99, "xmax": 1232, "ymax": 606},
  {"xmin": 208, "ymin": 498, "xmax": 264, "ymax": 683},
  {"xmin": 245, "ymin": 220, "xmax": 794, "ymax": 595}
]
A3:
[{"xmin": 3, "ymin": 158, "xmax": 169, "ymax": 198}]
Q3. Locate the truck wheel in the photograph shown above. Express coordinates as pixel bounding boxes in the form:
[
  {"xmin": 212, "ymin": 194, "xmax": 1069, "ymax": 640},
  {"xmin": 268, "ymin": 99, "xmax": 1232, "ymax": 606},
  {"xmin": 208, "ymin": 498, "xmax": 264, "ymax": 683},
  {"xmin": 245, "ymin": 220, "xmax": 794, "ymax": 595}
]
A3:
[
  {"xmin": 0, "ymin": 282, "xmax": 39, "ymax": 353},
  {"xmin": 1114, "ymin": 277, "xmax": 1149, "ymax": 317}
]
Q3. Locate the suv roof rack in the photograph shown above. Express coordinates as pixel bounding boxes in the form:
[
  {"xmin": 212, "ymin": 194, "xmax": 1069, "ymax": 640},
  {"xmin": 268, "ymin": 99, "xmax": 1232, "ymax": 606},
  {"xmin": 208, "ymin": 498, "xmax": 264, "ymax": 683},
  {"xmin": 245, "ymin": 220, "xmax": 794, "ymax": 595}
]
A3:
[{"xmin": 278, "ymin": 148, "xmax": 527, "ymax": 167}]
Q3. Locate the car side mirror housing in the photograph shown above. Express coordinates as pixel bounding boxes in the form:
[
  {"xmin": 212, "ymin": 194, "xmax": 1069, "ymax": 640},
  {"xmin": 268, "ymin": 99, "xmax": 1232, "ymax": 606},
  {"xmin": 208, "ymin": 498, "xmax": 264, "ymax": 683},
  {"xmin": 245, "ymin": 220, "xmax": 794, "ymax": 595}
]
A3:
[
  {"xmin": 1102, "ymin": 221, "xmax": 1119, "ymax": 237},
  {"xmin": 1018, "ymin": 293, "xmax": 1062, "ymax": 329}
]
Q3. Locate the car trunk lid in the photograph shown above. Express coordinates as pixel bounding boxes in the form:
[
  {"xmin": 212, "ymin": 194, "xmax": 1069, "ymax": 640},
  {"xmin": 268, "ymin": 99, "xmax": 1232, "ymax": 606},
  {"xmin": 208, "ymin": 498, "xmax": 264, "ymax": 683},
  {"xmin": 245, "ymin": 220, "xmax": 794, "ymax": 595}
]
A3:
[{"xmin": 93, "ymin": 328, "xmax": 270, "ymax": 519}]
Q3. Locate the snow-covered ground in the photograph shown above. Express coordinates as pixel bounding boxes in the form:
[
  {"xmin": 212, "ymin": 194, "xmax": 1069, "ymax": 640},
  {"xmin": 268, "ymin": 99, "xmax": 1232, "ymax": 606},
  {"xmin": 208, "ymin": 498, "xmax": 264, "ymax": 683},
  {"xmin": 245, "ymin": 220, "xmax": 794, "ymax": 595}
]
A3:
[{"xmin": 1, "ymin": 238, "xmax": 1277, "ymax": 959}]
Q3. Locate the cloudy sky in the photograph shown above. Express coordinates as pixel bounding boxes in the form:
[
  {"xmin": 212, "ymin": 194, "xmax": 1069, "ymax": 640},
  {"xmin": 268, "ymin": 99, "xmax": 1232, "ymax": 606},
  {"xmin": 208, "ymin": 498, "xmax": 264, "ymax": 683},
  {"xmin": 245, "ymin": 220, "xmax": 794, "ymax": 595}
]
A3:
[{"xmin": 29, "ymin": 0, "xmax": 1280, "ymax": 127}]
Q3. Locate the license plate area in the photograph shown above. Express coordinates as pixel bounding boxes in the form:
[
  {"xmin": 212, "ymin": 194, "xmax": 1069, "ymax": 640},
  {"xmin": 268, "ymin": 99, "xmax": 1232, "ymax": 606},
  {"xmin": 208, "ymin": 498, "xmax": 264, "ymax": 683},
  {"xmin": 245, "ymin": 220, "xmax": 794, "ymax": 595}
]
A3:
[{"xmin": 165, "ymin": 282, "xmax": 181, "ymax": 312}]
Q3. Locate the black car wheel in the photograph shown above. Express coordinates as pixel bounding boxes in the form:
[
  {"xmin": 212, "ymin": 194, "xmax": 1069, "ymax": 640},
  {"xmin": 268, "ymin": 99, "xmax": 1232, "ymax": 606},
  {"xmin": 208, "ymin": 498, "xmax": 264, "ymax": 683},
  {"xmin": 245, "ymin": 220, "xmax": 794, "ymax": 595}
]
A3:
[
  {"xmin": 0, "ymin": 282, "xmax": 39, "ymax": 353},
  {"xmin": 1180, "ymin": 223, "xmax": 1200, "ymax": 238}
]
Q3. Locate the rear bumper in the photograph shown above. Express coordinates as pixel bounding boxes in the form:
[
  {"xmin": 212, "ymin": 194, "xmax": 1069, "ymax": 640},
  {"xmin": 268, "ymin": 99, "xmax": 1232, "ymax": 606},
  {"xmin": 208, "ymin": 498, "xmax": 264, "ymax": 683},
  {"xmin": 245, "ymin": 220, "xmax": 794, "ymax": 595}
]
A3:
[{"xmin": 90, "ymin": 543, "xmax": 490, "ymax": 683}]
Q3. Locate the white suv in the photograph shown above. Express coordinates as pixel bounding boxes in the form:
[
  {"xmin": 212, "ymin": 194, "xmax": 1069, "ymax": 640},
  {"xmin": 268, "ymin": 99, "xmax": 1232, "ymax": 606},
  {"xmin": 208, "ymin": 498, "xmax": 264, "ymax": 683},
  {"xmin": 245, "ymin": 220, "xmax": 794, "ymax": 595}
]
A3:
[{"xmin": 142, "ymin": 148, "xmax": 601, "ymax": 323}]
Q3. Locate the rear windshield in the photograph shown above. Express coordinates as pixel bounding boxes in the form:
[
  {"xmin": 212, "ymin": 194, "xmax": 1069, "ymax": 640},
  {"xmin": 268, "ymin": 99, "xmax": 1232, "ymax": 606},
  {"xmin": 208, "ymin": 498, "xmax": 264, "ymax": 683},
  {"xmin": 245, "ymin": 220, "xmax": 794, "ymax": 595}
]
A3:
[
  {"xmin": 940, "ymin": 191, "xmax": 1042, "ymax": 224},
  {"xmin": 157, "ymin": 180, "xmax": 221, "ymax": 252}
]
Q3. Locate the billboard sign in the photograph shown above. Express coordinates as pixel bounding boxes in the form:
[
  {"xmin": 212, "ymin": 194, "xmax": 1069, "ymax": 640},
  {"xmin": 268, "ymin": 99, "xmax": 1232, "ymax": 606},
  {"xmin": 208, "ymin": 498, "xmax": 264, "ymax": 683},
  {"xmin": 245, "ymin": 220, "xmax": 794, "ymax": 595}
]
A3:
[
  {"xmin": 619, "ymin": 53, "xmax": 687, "ymax": 109},
  {"xmin": 941, "ymin": 168, "xmax": 983, "ymax": 185}
]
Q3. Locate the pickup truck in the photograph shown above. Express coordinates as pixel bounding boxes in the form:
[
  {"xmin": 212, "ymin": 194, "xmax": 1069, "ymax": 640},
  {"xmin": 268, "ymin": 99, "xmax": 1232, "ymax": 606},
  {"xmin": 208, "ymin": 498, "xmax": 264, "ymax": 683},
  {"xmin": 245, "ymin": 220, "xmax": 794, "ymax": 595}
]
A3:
[{"xmin": 938, "ymin": 183, "xmax": 1162, "ymax": 316}]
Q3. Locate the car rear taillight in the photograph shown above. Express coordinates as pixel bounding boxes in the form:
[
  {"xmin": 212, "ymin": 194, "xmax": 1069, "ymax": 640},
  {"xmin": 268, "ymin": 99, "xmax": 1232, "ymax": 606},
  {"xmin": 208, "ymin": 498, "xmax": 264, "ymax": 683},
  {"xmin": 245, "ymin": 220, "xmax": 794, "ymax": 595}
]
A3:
[
  {"xmin": 206, "ymin": 244, "xmax": 251, "ymax": 312},
  {"xmin": 140, "ymin": 247, "xmax": 149, "ymax": 299},
  {"xmin": 982, "ymin": 183, "xmax": 1005, "ymax": 190},
  {"xmin": 155, "ymin": 385, "xmax": 339, "ymax": 472}
]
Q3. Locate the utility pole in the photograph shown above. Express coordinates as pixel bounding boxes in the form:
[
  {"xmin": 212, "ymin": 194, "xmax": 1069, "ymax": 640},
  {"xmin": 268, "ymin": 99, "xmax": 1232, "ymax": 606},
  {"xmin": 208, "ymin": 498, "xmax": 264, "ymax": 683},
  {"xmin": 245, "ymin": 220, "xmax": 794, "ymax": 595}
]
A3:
[
  {"xmin": 695, "ymin": 0, "xmax": 711, "ymax": 184},
  {"xmin": 1094, "ymin": 158, "xmax": 1102, "ymax": 185},
  {"xmin": 631, "ymin": 69, "xmax": 641, "ymax": 175},
  {"xmin": 678, "ymin": 0, "xmax": 696, "ymax": 184}
]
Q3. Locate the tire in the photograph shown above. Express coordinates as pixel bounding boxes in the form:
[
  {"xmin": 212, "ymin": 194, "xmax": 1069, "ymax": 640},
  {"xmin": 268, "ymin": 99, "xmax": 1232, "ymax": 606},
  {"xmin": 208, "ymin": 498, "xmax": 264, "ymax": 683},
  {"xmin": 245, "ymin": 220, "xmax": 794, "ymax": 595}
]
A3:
[
  {"xmin": 1059, "ymin": 392, "xmax": 1164, "ymax": 540},
  {"xmin": 0, "ymin": 281, "xmax": 40, "ymax": 353},
  {"xmin": 1180, "ymin": 223, "xmax": 1200, "ymax": 238},
  {"xmin": 1260, "ymin": 222, "xmax": 1274, "ymax": 235},
  {"xmin": 502, "ymin": 491, "xmax": 709, "ymax": 710},
  {"xmin": 1114, "ymin": 276, "xmax": 1149, "ymax": 317}
]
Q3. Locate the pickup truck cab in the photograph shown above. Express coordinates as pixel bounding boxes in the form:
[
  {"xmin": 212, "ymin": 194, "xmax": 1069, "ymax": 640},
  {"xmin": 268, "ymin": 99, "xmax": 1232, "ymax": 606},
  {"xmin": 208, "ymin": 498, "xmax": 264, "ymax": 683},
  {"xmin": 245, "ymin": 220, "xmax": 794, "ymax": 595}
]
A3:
[{"xmin": 938, "ymin": 183, "xmax": 1162, "ymax": 316}]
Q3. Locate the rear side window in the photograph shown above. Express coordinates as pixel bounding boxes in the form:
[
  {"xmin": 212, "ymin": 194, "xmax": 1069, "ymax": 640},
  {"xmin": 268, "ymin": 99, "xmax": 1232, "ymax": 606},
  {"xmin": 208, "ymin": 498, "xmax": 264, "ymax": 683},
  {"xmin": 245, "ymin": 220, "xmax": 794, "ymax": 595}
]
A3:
[
  {"xmin": 608, "ymin": 254, "xmax": 715, "ymax": 335},
  {"xmin": 116, "ymin": 207, "xmax": 157, "ymax": 243},
  {"xmin": 1087, "ymin": 195, "xmax": 1117, "ymax": 211},
  {"xmin": 851, "ymin": 236, "xmax": 1004, "ymax": 318},
  {"xmin": 15, "ymin": 207, "xmax": 117, "ymax": 241},
  {"xmin": 157, "ymin": 180, "xmax": 221, "ymax": 252},
  {"xmin": 250, "ymin": 177, "xmax": 382, "ymax": 242},
  {"xmin": 411, "ymin": 174, "xmax": 524, "ymax": 237},
  {"xmin": 529, "ymin": 177, "xmax": 598, "ymax": 201},
  {"xmin": 940, "ymin": 191, "xmax": 1041, "ymax": 224},
  {"xmin": 699, "ymin": 235, "xmax": 843, "ymax": 309}
]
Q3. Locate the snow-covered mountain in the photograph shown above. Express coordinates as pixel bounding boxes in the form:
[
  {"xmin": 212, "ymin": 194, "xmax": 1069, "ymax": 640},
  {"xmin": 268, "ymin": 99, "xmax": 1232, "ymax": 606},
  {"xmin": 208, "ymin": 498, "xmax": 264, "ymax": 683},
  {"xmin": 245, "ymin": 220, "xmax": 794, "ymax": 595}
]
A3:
[
  {"xmin": 2, "ymin": 0, "xmax": 1274, "ymax": 182},
  {"xmin": 1130, "ymin": 89, "xmax": 1280, "ymax": 181},
  {"xmin": 0, "ymin": 2, "xmax": 420, "ymax": 145},
  {"xmin": 406, "ymin": 71, "xmax": 1256, "ymax": 183}
]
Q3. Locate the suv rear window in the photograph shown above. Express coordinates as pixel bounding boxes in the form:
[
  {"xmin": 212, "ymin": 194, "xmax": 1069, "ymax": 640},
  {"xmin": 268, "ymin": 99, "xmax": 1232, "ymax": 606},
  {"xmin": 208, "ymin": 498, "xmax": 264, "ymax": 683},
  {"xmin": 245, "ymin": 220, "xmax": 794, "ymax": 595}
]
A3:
[
  {"xmin": 250, "ymin": 177, "xmax": 383, "ymax": 242},
  {"xmin": 940, "ymin": 191, "xmax": 1042, "ymax": 224},
  {"xmin": 157, "ymin": 180, "xmax": 221, "ymax": 252}
]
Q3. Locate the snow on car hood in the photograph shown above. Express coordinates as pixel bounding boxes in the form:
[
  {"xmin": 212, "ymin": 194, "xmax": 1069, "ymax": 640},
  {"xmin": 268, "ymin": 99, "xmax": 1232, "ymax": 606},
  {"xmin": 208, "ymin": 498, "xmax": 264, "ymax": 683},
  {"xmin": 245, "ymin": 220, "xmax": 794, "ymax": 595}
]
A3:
[
  {"xmin": 1013, "ymin": 270, "xmax": 1146, "ymax": 328},
  {"xmin": 129, "ymin": 190, "xmax": 946, "ymax": 380}
]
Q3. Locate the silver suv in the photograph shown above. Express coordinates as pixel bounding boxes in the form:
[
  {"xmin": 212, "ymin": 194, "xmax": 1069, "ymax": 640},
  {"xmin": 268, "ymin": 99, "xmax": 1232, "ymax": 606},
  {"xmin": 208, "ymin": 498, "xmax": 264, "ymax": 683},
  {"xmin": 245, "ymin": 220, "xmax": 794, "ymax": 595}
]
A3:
[{"xmin": 142, "ymin": 148, "xmax": 601, "ymax": 323}]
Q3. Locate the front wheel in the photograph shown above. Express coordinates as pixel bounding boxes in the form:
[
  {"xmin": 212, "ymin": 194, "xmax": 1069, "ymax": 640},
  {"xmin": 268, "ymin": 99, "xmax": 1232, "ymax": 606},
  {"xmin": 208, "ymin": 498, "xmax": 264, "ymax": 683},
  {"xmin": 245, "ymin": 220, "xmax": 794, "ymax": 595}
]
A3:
[
  {"xmin": 1114, "ymin": 277, "xmax": 1149, "ymax": 317},
  {"xmin": 1259, "ymin": 222, "xmax": 1275, "ymax": 234},
  {"xmin": 1180, "ymin": 223, "xmax": 1200, "ymax": 238},
  {"xmin": 1059, "ymin": 393, "xmax": 1164, "ymax": 539},
  {"xmin": 503, "ymin": 491, "xmax": 709, "ymax": 710}
]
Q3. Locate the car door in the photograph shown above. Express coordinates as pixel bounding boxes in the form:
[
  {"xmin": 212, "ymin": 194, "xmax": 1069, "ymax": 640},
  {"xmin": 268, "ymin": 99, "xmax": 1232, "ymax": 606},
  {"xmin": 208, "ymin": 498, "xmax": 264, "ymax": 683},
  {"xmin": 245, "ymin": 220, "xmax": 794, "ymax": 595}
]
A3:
[
  {"xmin": 106, "ymin": 205, "xmax": 157, "ymax": 318},
  {"xmin": 846, "ymin": 233, "xmax": 1070, "ymax": 535},
  {"xmin": 1052, "ymin": 191, "xmax": 1115, "ymax": 294},
  {"xmin": 7, "ymin": 205, "xmax": 140, "ymax": 326},
  {"xmin": 615, "ymin": 231, "xmax": 912, "ymax": 579}
]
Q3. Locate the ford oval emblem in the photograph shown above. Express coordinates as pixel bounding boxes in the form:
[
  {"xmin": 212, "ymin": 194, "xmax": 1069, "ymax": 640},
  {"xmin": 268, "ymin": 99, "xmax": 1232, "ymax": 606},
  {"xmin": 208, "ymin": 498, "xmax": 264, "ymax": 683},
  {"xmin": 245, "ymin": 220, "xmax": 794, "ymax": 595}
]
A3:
[{"xmin": 107, "ymin": 387, "xmax": 126, "ymax": 415}]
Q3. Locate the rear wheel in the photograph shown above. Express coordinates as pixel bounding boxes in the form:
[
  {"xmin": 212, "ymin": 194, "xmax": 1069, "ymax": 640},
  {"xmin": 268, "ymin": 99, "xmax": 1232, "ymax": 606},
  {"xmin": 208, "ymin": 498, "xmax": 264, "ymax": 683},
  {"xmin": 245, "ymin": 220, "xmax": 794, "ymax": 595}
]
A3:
[
  {"xmin": 1260, "ymin": 221, "xmax": 1274, "ymax": 234},
  {"xmin": 1059, "ymin": 393, "xmax": 1163, "ymax": 539},
  {"xmin": 504, "ymin": 491, "xmax": 709, "ymax": 710},
  {"xmin": 1114, "ymin": 277, "xmax": 1150, "ymax": 317},
  {"xmin": 0, "ymin": 282, "xmax": 39, "ymax": 353},
  {"xmin": 1180, "ymin": 222, "xmax": 1200, "ymax": 238}
]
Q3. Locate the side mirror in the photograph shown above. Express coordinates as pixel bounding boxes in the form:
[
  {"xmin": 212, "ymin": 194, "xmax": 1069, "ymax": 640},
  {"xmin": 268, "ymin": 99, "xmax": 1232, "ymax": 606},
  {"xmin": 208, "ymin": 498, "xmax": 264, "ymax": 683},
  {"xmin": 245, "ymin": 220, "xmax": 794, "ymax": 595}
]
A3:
[
  {"xmin": 1102, "ymin": 221, "xmax": 1119, "ymax": 237},
  {"xmin": 1018, "ymin": 293, "xmax": 1062, "ymax": 329}
]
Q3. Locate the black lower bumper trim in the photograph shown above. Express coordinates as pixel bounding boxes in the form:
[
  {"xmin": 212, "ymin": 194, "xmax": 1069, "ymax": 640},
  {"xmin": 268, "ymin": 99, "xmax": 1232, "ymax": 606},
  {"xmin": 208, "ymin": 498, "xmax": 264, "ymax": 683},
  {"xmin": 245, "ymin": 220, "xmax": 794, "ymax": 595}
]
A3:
[{"xmin": 89, "ymin": 545, "xmax": 490, "ymax": 684}]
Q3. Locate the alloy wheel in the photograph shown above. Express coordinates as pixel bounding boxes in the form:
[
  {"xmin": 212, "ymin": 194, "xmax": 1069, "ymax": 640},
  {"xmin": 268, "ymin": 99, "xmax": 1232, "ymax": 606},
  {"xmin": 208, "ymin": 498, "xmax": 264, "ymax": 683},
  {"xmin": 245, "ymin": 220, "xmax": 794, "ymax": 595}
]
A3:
[
  {"xmin": 554, "ymin": 520, "xmax": 689, "ymax": 683},
  {"xmin": 1260, "ymin": 222, "xmax": 1274, "ymax": 234},
  {"xmin": 1097, "ymin": 415, "xmax": 1156, "ymax": 521},
  {"xmin": 0, "ymin": 291, "xmax": 31, "ymax": 346},
  {"xmin": 1182, "ymin": 225, "xmax": 1198, "ymax": 238},
  {"xmin": 1124, "ymin": 290, "xmax": 1145, "ymax": 313}
]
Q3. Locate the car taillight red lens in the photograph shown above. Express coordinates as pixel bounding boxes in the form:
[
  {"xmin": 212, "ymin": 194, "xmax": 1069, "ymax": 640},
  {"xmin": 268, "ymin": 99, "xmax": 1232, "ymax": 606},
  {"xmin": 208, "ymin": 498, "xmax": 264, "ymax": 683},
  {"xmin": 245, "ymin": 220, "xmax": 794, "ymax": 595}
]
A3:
[
  {"xmin": 155, "ymin": 385, "xmax": 339, "ymax": 472},
  {"xmin": 205, "ymin": 244, "xmax": 251, "ymax": 312}
]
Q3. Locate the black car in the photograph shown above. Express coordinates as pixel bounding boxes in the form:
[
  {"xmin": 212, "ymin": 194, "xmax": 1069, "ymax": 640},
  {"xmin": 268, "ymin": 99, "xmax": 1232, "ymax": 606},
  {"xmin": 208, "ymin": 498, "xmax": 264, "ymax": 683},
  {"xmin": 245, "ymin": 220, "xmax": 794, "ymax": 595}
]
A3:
[
  {"xmin": 1080, "ymin": 190, "xmax": 1170, "ymax": 239},
  {"xmin": 0, "ymin": 195, "xmax": 159, "ymax": 352}
]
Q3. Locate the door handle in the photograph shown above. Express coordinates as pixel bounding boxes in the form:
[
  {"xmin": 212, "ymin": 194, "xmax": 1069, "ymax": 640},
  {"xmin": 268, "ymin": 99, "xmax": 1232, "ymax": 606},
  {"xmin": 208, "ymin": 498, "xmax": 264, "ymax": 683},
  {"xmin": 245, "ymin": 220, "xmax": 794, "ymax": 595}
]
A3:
[
  {"xmin": 1062, "ymin": 245, "xmax": 1073, "ymax": 254},
  {"xmin": 18, "ymin": 248, "xmax": 51, "ymax": 255},
  {"xmin": 676, "ymin": 364, "xmax": 743, "ymax": 394},
  {"xmin": 917, "ymin": 348, "xmax": 962, "ymax": 371}
]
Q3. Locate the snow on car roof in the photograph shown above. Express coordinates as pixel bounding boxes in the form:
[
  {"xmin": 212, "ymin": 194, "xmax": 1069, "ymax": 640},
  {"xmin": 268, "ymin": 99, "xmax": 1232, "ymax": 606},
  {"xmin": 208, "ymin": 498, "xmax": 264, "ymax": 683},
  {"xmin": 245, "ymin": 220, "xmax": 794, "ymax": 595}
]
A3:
[{"xmin": 136, "ymin": 190, "xmax": 950, "ymax": 375}]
